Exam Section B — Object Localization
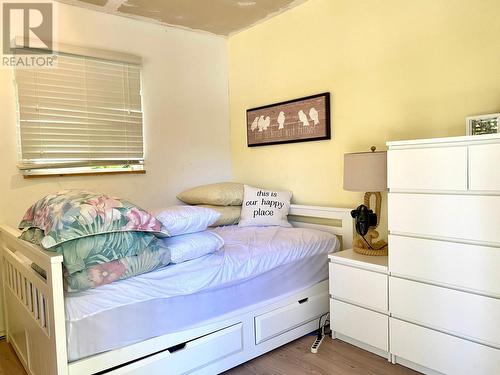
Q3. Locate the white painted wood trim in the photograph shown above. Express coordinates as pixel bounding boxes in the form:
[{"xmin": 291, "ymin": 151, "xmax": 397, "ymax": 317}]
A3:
[
  {"xmin": 392, "ymin": 356, "xmax": 444, "ymax": 375},
  {"xmin": 387, "ymin": 189, "xmax": 500, "ymax": 196},
  {"xmin": 332, "ymin": 332, "xmax": 390, "ymax": 361},
  {"xmin": 386, "ymin": 133, "xmax": 500, "ymax": 148},
  {"xmin": 329, "ymin": 257, "xmax": 388, "ymax": 274},
  {"xmin": 1, "ymin": 226, "xmax": 68, "ymax": 375},
  {"xmin": 289, "ymin": 204, "xmax": 353, "ymax": 250},
  {"xmin": 12, "ymin": 36, "xmax": 142, "ymax": 65},
  {"xmin": 329, "ymin": 249, "xmax": 388, "ymax": 274}
]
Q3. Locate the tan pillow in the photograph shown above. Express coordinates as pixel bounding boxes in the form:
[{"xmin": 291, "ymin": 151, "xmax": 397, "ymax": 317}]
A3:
[
  {"xmin": 177, "ymin": 182, "xmax": 244, "ymax": 206},
  {"xmin": 200, "ymin": 205, "xmax": 241, "ymax": 226}
]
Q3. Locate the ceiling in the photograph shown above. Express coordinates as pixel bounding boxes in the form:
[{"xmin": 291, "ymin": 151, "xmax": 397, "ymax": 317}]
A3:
[{"xmin": 58, "ymin": 0, "xmax": 308, "ymax": 36}]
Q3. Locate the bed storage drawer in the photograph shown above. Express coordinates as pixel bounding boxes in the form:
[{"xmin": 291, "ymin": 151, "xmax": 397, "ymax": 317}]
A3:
[
  {"xmin": 112, "ymin": 323, "xmax": 243, "ymax": 375},
  {"xmin": 329, "ymin": 263, "xmax": 387, "ymax": 312},
  {"xmin": 390, "ymin": 318, "xmax": 500, "ymax": 375},
  {"xmin": 388, "ymin": 193, "xmax": 500, "ymax": 244},
  {"xmin": 390, "ymin": 277, "xmax": 500, "ymax": 347},
  {"xmin": 331, "ymin": 299, "xmax": 388, "ymax": 351},
  {"xmin": 387, "ymin": 146, "xmax": 467, "ymax": 191},
  {"xmin": 255, "ymin": 291, "xmax": 328, "ymax": 344},
  {"xmin": 389, "ymin": 235, "xmax": 500, "ymax": 297}
]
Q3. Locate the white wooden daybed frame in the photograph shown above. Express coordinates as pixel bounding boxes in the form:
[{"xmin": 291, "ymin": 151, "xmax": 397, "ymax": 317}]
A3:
[{"xmin": 0, "ymin": 204, "xmax": 353, "ymax": 375}]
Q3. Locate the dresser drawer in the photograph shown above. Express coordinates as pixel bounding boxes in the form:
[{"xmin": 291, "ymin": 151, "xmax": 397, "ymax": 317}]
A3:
[
  {"xmin": 469, "ymin": 143, "xmax": 500, "ymax": 191},
  {"xmin": 390, "ymin": 277, "xmax": 500, "ymax": 347},
  {"xmin": 389, "ymin": 235, "xmax": 500, "ymax": 297},
  {"xmin": 388, "ymin": 193, "xmax": 500, "ymax": 244},
  {"xmin": 329, "ymin": 263, "xmax": 387, "ymax": 312},
  {"xmin": 390, "ymin": 318, "xmax": 500, "ymax": 375},
  {"xmin": 387, "ymin": 146, "xmax": 467, "ymax": 191},
  {"xmin": 331, "ymin": 299, "xmax": 388, "ymax": 352},
  {"xmin": 255, "ymin": 290, "xmax": 328, "ymax": 344}
]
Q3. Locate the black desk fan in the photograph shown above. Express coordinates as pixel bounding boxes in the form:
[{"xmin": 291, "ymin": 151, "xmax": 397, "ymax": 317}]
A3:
[{"xmin": 351, "ymin": 204, "xmax": 377, "ymax": 238}]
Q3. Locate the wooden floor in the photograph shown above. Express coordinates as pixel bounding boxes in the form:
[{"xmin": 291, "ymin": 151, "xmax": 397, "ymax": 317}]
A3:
[
  {"xmin": 0, "ymin": 338, "xmax": 25, "ymax": 375},
  {"xmin": 225, "ymin": 335, "xmax": 418, "ymax": 375},
  {"xmin": 0, "ymin": 335, "xmax": 418, "ymax": 375}
]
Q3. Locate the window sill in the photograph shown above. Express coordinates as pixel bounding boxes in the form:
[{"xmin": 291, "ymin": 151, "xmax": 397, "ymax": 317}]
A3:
[{"xmin": 21, "ymin": 166, "xmax": 146, "ymax": 178}]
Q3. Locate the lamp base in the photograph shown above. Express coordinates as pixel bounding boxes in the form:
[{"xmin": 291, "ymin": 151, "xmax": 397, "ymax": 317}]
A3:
[{"xmin": 353, "ymin": 241, "xmax": 388, "ymax": 256}]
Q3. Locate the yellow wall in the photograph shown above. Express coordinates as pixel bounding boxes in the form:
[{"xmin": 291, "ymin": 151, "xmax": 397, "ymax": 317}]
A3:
[{"xmin": 228, "ymin": 0, "xmax": 500, "ymax": 230}]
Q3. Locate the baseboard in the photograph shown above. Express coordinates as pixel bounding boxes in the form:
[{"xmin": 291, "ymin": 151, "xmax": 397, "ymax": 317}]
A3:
[
  {"xmin": 331, "ymin": 332, "xmax": 390, "ymax": 361},
  {"xmin": 393, "ymin": 356, "xmax": 443, "ymax": 375}
]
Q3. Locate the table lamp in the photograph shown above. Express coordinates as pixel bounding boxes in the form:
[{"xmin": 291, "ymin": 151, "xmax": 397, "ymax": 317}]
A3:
[{"xmin": 343, "ymin": 146, "xmax": 388, "ymax": 256}]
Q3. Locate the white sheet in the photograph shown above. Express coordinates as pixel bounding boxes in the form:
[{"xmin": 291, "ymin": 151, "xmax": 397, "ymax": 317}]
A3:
[{"xmin": 65, "ymin": 226, "xmax": 339, "ymax": 361}]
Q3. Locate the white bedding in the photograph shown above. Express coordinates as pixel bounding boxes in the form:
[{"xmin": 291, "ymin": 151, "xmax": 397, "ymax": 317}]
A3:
[{"xmin": 65, "ymin": 226, "xmax": 339, "ymax": 361}]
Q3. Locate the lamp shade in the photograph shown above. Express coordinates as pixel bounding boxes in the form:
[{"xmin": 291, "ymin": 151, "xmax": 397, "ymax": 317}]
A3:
[{"xmin": 344, "ymin": 151, "xmax": 387, "ymax": 192}]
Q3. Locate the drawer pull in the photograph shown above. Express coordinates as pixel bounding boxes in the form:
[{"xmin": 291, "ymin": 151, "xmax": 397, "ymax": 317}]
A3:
[
  {"xmin": 168, "ymin": 342, "xmax": 187, "ymax": 353},
  {"xmin": 298, "ymin": 297, "xmax": 309, "ymax": 304}
]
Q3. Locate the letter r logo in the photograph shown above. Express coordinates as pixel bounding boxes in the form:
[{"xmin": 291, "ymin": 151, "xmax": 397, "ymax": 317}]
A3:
[{"xmin": 2, "ymin": 3, "xmax": 53, "ymax": 54}]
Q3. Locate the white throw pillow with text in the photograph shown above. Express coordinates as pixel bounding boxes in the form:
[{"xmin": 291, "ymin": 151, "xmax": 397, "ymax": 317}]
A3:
[{"xmin": 238, "ymin": 185, "xmax": 292, "ymax": 227}]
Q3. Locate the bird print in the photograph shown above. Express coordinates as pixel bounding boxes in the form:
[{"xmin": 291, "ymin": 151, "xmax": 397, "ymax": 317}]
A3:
[
  {"xmin": 298, "ymin": 110, "xmax": 310, "ymax": 126},
  {"xmin": 277, "ymin": 111, "xmax": 286, "ymax": 129},
  {"xmin": 257, "ymin": 115, "xmax": 265, "ymax": 132},
  {"xmin": 250, "ymin": 116, "xmax": 259, "ymax": 131},
  {"xmin": 309, "ymin": 107, "xmax": 319, "ymax": 125},
  {"xmin": 262, "ymin": 116, "xmax": 271, "ymax": 130}
]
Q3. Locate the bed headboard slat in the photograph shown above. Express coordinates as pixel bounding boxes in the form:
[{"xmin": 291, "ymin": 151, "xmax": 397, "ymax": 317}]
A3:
[{"xmin": 288, "ymin": 204, "xmax": 353, "ymax": 250}]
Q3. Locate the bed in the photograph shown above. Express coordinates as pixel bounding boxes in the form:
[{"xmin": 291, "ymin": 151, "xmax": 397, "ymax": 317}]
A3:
[{"xmin": 0, "ymin": 204, "xmax": 353, "ymax": 375}]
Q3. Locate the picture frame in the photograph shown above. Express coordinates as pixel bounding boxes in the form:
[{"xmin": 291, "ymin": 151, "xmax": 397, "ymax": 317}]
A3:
[
  {"xmin": 466, "ymin": 113, "xmax": 500, "ymax": 136},
  {"xmin": 246, "ymin": 92, "xmax": 331, "ymax": 147}
]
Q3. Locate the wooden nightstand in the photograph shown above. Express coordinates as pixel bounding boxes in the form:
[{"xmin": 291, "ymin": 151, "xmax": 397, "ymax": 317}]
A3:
[{"xmin": 328, "ymin": 249, "xmax": 389, "ymax": 360}]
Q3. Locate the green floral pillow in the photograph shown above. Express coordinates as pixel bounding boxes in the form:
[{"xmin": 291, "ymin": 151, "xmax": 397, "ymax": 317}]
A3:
[
  {"xmin": 19, "ymin": 190, "xmax": 168, "ymax": 248},
  {"xmin": 64, "ymin": 246, "xmax": 171, "ymax": 292},
  {"xmin": 20, "ymin": 228, "xmax": 160, "ymax": 275}
]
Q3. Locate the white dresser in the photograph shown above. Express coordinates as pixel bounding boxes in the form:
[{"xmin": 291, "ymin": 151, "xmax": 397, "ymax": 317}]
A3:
[
  {"xmin": 329, "ymin": 250, "xmax": 389, "ymax": 359},
  {"xmin": 387, "ymin": 134, "xmax": 500, "ymax": 375}
]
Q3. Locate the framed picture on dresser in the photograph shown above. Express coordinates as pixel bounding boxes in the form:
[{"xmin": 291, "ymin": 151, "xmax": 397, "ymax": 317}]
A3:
[
  {"xmin": 466, "ymin": 113, "xmax": 499, "ymax": 135},
  {"xmin": 246, "ymin": 92, "xmax": 331, "ymax": 147}
]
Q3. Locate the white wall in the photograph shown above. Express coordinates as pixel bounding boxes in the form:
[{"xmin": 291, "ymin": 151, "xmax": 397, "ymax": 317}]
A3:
[{"xmin": 0, "ymin": 3, "xmax": 232, "ymax": 228}]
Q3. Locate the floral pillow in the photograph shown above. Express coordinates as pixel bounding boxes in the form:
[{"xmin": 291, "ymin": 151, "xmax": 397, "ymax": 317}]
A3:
[
  {"xmin": 64, "ymin": 244, "xmax": 171, "ymax": 292},
  {"xmin": 19, "ymin": 190, "xmax": 168, "ymax": 248},
  {"xmin": 21, "ymin": 228, "xmax": 160, "ymax": 275}
]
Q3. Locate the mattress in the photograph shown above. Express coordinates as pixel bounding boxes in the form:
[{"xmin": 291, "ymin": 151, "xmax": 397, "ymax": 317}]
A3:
[{"xmin": 65, "ymin": 226, "xmax": 339, "ymax": 361}]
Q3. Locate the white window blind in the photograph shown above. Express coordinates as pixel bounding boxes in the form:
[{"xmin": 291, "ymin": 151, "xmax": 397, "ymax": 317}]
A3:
[{"xmin": 15, "ymin": 52, "xmax": 144, "ymax": 175}]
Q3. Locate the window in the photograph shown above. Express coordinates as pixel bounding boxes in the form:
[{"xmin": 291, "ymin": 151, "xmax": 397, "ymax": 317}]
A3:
[{"xmin": 15, "ymin": 51, "xmax": 144, "ymax": 176}]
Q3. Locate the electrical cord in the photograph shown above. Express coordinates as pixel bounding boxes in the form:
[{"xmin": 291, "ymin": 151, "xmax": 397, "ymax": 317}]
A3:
[
  {"xmin": 321, "ymin": 317, "xmax": 332, "ymax": 338},
  {"xmin": 317, "ymin": 312, "xmax": 329, "ymax": 338},
  {"xmin": 311, "ymin": 313, "xmax": 330, "ymax": 353}
]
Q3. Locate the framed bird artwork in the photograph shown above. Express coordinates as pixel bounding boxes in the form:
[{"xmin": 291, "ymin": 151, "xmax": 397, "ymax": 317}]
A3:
[{"xmin": 246, "ymin": 92, "xmax": 331, "ymax": 147}]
